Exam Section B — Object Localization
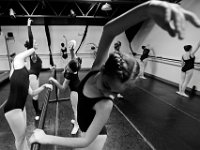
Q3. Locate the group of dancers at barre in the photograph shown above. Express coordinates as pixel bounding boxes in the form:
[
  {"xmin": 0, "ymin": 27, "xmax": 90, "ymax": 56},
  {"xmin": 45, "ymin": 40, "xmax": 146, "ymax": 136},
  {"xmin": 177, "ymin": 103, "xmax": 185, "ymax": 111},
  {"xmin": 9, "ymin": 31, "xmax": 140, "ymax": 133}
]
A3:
[
  {"xmin": 135, "ymin": 42, "xmax": 200, "ymax": 98},
  {"xmin": 3, "ymin": 1, "xmax": 200, "ymax": 150}
]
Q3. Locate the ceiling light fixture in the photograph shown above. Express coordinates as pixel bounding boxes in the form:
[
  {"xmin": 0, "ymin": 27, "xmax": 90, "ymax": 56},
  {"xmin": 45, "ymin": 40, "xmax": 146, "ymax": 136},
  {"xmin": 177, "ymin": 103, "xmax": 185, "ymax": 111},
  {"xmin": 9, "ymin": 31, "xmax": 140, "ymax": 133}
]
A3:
[
  {"xmin": 70, "ymin": 9, "xmax": 76, "ymax": 17},
  {"xmin": 101, "ymin": 3, "xmax": 112, "ymax": 11},
  {"xmin": 9, "ymin": 8, "xmax": 16, "ymax": 19}
]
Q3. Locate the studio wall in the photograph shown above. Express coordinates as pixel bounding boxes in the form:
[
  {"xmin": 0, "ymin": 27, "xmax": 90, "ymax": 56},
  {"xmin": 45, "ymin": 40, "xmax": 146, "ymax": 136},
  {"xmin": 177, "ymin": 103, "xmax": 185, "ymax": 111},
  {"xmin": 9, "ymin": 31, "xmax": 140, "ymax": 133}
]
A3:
[
  {"xmin": 0, "ymin": 25, "xmax": 131, "ymax": 71},
  {"xmin": 133, "ymin": 0, "xmax": 200, "ymax": 92}
]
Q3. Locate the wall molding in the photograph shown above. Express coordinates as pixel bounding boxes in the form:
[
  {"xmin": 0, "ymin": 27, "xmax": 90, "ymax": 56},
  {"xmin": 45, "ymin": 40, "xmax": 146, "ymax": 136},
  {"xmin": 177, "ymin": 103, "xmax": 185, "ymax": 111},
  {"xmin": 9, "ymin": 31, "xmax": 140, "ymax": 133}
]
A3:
[{"xmin": 145, "ymin": 72, "xmax": 200, "ymax": 96}]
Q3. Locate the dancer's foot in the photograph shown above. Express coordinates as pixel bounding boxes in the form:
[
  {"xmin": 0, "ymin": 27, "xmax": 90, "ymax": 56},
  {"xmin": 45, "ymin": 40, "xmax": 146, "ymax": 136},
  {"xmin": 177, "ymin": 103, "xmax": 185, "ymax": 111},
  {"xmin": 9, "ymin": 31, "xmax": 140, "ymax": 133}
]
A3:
[
  {"xmin": 35, "ymin": 116, "xmax": 40, "ymax": 121},
  {"xmin": 176, "ymin": 91, "xmax": 189, "ymax": 98},
  {"xmin": 176, "ymin": 91, "xmax": 182, "ymax": 95},
  {"xmin": 71, "ymin": 119, "xmax": 75, "ymax": 124},
  {"xmin": 35, "ymin": 110, "xmax": 41, "ymax": 121},
  {"xmin": 71, "ymin": 120, "xmax": 79, "ymax": 135},
  {"xmin": 181, "ymin": 93, "xmax": 189, "ymax": 98},
  {"xmin": 140, "ymin": 76, "xmax": 146, "ymax": 79},
  {"xmin": 117, "ymin": 93, "xmax": 124, "ymax": 99}
]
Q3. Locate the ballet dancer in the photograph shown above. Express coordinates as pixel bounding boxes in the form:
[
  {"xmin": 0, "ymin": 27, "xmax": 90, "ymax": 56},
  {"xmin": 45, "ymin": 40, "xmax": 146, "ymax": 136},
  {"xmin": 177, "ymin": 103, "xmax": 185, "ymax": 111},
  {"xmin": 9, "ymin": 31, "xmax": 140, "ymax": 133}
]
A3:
[
  {"xmin": 61, "ymin": 35, "xmax": 68, "ymax": 59},
  {"xmin": 4, "ymin": 46, "xmax": 52, "ymax": 150},
  {"xmin": 24, "ymin": 18, "xmax": 43, "ymax": 120},
  {"xmin": 60, "ymin": 35, "xmax": 68, "ymax": 73},
  {"xmin": 49, "ymin": 40, "xmax": 81, "ymax": 135},
  {"xmin": 138, "ymin": 45, "xmax": 151, "ymax": 79},
  {"xmin": 114, "ymin": 41, "xmax": 121, "ymax": 52},
  {"xmin": 176, "ymin": 41, "xmax": 200, "ymax": 97},
  {"xmin": 30, "ymin": 1, "xmax": 200, "ymax": 149}
]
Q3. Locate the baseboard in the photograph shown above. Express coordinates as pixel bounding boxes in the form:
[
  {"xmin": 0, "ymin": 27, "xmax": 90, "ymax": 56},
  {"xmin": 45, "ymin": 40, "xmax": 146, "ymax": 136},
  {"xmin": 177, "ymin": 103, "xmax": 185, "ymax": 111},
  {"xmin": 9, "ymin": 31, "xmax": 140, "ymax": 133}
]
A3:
[{"xmin": 145, "ymin": 72, "xmax": 200, "ymax": 96}]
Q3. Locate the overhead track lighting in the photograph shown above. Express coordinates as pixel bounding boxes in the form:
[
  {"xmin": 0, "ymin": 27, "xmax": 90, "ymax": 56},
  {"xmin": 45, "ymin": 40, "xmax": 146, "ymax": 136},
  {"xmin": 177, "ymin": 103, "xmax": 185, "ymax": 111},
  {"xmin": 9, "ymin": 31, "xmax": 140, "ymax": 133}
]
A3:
[
  {"xmin": 9, "ymin": 8, "xmax": 16, "ymax": 19},
  {"xmin": 70, "ymin": 9, "xmax": 76, "ymax": 17},
  {"xmin": 101, "ymin": 3, "xmax": 112, "ymax": 11}
]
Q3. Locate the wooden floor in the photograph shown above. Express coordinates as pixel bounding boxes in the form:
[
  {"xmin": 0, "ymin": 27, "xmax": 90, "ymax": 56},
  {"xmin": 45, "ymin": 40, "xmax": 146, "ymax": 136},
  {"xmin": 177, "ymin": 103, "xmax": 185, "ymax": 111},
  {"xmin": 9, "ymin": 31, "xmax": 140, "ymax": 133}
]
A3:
[{"xmin": 0, "ymin": 70, "xmax": 200, "ymax": 150}]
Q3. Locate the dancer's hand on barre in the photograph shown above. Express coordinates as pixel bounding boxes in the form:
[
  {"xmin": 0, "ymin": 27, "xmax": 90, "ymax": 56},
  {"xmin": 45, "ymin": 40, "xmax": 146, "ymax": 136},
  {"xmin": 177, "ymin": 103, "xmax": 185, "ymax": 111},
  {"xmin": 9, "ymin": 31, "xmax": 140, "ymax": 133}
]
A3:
[
  {"xmin": 49, "ymin": 65, "xmax": 56, "ymax": 70},
  {"xmin": 148, "ymin": 1, "xmax": 200, "ymax": 39},
  {"xmin": 30, "ymin": 129, "xmax": 47, "ymax": 144},
  {"xmin": 49, "ymin": 77, "xmax": 55, "ymax": 82},
  {"xmin": 43, "ymin": 83, "xmax": 53, "ymax": 91}
]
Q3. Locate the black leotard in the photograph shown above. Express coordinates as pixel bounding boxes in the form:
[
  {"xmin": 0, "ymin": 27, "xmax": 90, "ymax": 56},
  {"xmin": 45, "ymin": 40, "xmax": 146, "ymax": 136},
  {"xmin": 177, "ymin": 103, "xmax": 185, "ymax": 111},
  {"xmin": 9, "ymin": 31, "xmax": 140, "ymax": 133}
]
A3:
[
  {"xmin": 77, "ymin": 70, "xmax": 113, "ymax": 135},
  {"xmin": 140, "ymin": 48, "xmax": 150, "ymax": 61},
  {"xmin": 4, "ymin": 65, "xmax": 29, "ymax": 113},
  {"xmin": 64, "ymin": 71, "xmax": 80, "ymax": 92},
  {"xmin": 140, "ymin": 54, "xmax": 148, "ymax": 61},
  {"xmin": 29, "ymin": 54, "xmax": 42, "ymax": 78},
  {"xmin": 181, "ymin": 55, "xmax": 195, "ymax": 72},
  {"xmin": 61, "ymin": 47, "xmax": 68, "ymax": 59}
]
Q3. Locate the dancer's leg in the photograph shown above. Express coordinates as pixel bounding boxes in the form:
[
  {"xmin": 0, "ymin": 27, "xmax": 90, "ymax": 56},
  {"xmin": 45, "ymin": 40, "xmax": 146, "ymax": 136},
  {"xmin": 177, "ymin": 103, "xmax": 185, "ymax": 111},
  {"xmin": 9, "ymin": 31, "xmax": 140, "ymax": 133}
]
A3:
[
  {"xmin": 29, "ymin": 75, "xmax": 41, "ymax": 119},
  {"xmin": 70, "ymin": 91, "xmax": 79, "ymax": 134},
  {"xmin": 177, "ymin": 71, "xmax": 186, "ymax": 95},
  {"xmin": 5, "ymin": 109, "xmax": 29, "ymax": 150},
  {"xmin": 181, "ymin": 69, "xmax": 193, "ymax": 97}
]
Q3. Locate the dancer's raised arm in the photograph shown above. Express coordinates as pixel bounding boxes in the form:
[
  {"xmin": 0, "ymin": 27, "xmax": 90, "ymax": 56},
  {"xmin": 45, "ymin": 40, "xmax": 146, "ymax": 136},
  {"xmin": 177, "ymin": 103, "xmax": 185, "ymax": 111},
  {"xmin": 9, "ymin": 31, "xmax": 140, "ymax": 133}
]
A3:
[
  {"xmin": 191, "ymin": 40, "xmax": 200, "ymax": 56},
  {"xmin": 92, "ymin": 1, "xmax": 200, "ymax": 70}
]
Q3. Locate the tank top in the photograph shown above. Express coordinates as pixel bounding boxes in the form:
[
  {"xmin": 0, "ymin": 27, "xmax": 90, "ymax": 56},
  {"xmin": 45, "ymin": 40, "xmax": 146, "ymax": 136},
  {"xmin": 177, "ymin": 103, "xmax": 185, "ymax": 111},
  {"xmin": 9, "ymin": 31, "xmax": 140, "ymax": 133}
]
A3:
[{"xmin": 77, "ymin": 70, "xmax": 113, "ymax": 135}]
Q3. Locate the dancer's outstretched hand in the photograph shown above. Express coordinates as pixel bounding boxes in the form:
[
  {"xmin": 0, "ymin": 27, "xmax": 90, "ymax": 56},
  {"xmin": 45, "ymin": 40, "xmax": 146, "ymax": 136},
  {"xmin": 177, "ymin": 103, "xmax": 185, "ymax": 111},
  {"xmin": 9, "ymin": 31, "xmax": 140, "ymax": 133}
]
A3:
[
  {"xmin": 49, "ymin": 65, "xmax": 56, "ymax": 70},
  {"xmin": 48, "ymin": 77, "xmax": 55, "ymax": 82},
  {"xmin": 44, "ymin": 83, "xmax": 53, "ymax": 91},
  {"xmin": 148, "ymin": 1, "xmax": 200, "ymax": 39}
]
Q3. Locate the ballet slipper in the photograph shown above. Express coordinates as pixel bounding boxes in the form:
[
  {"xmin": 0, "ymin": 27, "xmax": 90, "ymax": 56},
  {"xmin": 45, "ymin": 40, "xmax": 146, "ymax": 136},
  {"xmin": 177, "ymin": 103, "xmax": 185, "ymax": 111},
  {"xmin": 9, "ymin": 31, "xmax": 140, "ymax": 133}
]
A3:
[
  {"xmin": 117, "ymin": 93, "xmax": 124, "ymax": 99},
  {"xmin": 140, "ymin": 76, "xmax": 146, "ymax": 79},
  {"xmin": 71, "ymin": 122, "xmax": 79, "ymax": 135},
  {"xmin": 176, "ymin": 91, "xmax": 182, "ymax": 95},
  {"xmin": 181, "ymin": 93, "xmax": 189, "ymax": 98},
  {"xmin": 71, "ymin": 119, "xmax": 75, "ymax": 124}
]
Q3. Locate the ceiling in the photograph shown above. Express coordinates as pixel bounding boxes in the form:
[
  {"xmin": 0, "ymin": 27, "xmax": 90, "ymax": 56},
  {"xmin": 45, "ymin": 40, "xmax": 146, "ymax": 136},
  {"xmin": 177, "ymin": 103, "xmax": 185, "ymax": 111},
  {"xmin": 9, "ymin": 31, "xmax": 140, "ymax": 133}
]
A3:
[{"xmin": 0, "ymin": 0, "xmax": 181, "ymax": 25}]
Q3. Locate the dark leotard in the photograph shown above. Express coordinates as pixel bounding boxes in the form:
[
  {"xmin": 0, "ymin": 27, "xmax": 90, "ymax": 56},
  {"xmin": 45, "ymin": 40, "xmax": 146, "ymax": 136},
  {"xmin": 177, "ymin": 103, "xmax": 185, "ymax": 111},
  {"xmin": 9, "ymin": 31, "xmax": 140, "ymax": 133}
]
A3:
[
  {"xmin": 181, "ymin": 55, "xmax": 195, "ymax": 72},
  {"xmin": 140, "ymin": 48, "xmax": 150, "ymax": 61},
  {"xmin": 61, "ymin": 47, "xmax": 68, "ymax": 59},
  {"xmin": 4, "ymin": 64, "xmax": 29, "ymax": 113},
  {"xmin": 29, "ymin": 54, "xmax": 42, "ymax": 78},
  {"xmin": 77, "ymin": 70, "xmax": 113, "ymax": 135},
  {"xmin": 64, "ymin": 71, "xmax": 80, "ymax": 92}
]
